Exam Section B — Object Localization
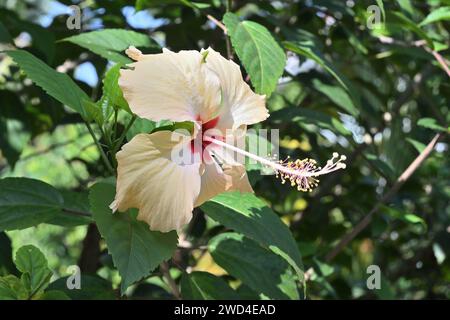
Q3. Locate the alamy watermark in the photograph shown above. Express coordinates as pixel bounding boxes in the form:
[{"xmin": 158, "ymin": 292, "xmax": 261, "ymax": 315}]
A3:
[
  {"xmin": 366, "ymin": 264, "xmax": 381, "ymax": 290},
  {"xmin": 366, "ymin": 4, "xmax": 384, "ymax": 30},
  {"xmin": 169, "ymin": 128, "xmax": 279, "ymax": 174},
  {"xmin": 66, "ymin": 5, "xmax": 82, "ymax": 30},
  {"xmin": 66, "ymin": 265, "xmax": 81, "ymax": 290}
]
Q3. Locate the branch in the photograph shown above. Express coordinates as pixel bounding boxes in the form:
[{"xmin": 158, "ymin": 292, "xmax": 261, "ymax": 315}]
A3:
[
  {"xmin": 426, "ymin": 48, "xmax": 450, "ymax": 78},
  {"xmin": 85, "ymin": 122, "xmax": 115, "ymax": 174},
  {"xmin": 111, "ymin": 115, "xmax": 137, "ymax": 161},
  {"xmin": 325, "ymin": 133, "xmax": 443, "ymax": 262},
  {"xmin": 20, "ymin": 136, "xmax": 90, "ymax": 162},
  {"xmin": 206, "ymin": 14, "xmax": 227, "ymax": 33},
  {"xmin": 378, "ymin": 36, "xmax": 450, "ymax": 78},
  {"xmin": 294, "ymin": 63, "xmax": 431, "ymax": 230},
  {"xmin": 413, "ymin": 39, "xmax": 450, "ymax": 78},
  {"xmin": 160, "ymin": 261, "xmax": 181, "ymax": 300},
  {"xmin": 205, "ymin": 4, "xmax": 233, "ymax": 60},
  {"xmin": 291, "ymin": 143, "xmax": 367, "ymax": 229},
  {"xmin": 62, "ymin": 208, "xmax": 91, "ymax": 217},
  {"xmin": 304, "ymin": 133, "xmax": 444, "ymax": 281},
  {"xmin": 78, "ymin": 223, "xmax": 101, "ymax": 273}
]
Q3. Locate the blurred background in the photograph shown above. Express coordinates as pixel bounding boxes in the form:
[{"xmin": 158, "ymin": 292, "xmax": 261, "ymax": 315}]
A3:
[{"xmin": 0, "ymin": 0, "xmax": 449, "ymax": 299}]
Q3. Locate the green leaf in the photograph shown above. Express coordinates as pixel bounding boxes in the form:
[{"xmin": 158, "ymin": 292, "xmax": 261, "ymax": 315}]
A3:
[
  {"xmin": 403, "ymin": 214, "xmax": 426, "ymax": 225},
  {"xmin": 270, "ymin": 106, "xmax": 350, "ymax": 135},
  {"xmin": 417, "ymin": 117, "xmax": 447, "ymax": 132},
  {"xmin": 89, "ymin": 182, "xmax": 178, "ymax": 293},
  {"xmin": 0, "ymin": 11, "xmax": 55, "ymax": 62},
  {"xmin": 126, "ymin": 119, "xmax": 193, "ymax": 141},
  {"xmin": 181, "ymin": 272, "xmax": 239, "ymax": 300},
  {"xmin": 62, "ymin": 29, "xmax": 160, "ymax": 64},
  {"xmin": 0, "ymin": 275, "xmax": 28, "ymax": 300},
  {"xmin": 406, "ymin": 138, "xmax": 426, "ymax": 153},
  {"xmin": 21, "ymin": 22, "xmax": 55, "ymax": 63},
  {"xmin": 0, "ymin": 118, "xmax": 30, "ymax": 169},
  {"xmin": 39, "ymin": 290, "xmax": 71, "ymax": 300},
  {"xmin": 223, "ymin": 13, "xmax": 286, "ymax": 96},
  {"xmin": 365, "ymin": 153, "xmax": 396, "ymax": 181},
  {"xmin": 344, "ymin": 27, "xmax": 368, "ymax": 55},
  {"xmin": 101, "ymin": 63, "xmax": 131, "ymax": 115},
  {"xmin": 0, "ymin": 177, "xmax": 64, "ymax": 231},
  {"xmin": 0, "ymin": 232, "xmax": 17, "ymax": 276},
  {"xmin": 136, "ymin": 0, "xmax": 178, "ymax": 10},
  {"xmin": 48, "ymin": 275, "xmax": 116, "ymax": 300},
  {"xmin": 126, "ymin": 118, "xmax": 157, "ymax": 141},
  {"xmin": 209, "ymin": 233, "xmax": 299, "ymax": 300},
  {"xmin": 83, "ymin": 100, "xmax": 104, "ymax": 126},
  {"xmin": 309, "ymin": 258, "xmax": 337, "ymax": 298},
  {"xmin": 383, "ymin": 206, "xmax": 426, "ymax": 227},
  {"xmin": 396, "ymin": 0, "xmax": 415, "ymax": 17},
  {"xmin": 179, "ymin": 0, "xmax": 211, "ymax": 9},
  {"xmin": 283, "ymin": 41, "xmax": 348, "ymax": 92},
  {"xmin": 376, "ymin": 0, "xmax": 386, "ymax": 22},
  {"xmin": 201, "ymin": 192, "xmax": 304, "ymax": 283},
  {"xmin": 312, "ymin": 79, "xmax": 358, "ymax": 116},
  {"xmin": 433, "ymin": 41, "xmax": 449, "ymax": 52},
  {"xmin": 388, "ymin": 12, "xmax": 434, "ymax": 48},
  {"xmin": 0, "ymin": 120, "xmax": 20, "ymax": 168},
  {"xmin": 377, "ymin": 44, "xmax": 431, "ymax": 60},
  {"xmin": 245, "ymin": 130, "xmax": 274, "ymax": 173},
  {"xmin": 419, "ymin": 7, "xmax": 450, "ymax": 26},
  {"xmin": 46, "ymin": 190, "xmax": 93, "ymax": 227},
  {"xmin": 6, "ymin": 50, "xmax": 90, "ymax": 118},
  {"xmin": 136, "ymin": 0, "xmax": 210, "ymax": 11},
  {"xmin": 15, "ymin": 245, "xmax": 52, "ymax": 298},
  {"xmin": 235, "ymin": 284, "xmax": 261, "ymax": 299},
  {"xmin": 375, "ymin": 275, "xmax": 396, "ymax": 300},
  {"xmin": 283, "ymin": 41, "xmax": 362, "ymax": 111},
  {"xmin": 312, "ymin": 258, "xmax": 335, "ymax": 278},
  {"xmin": 0, "ymin": 21, "xmax": 12, "ymax": 43}
]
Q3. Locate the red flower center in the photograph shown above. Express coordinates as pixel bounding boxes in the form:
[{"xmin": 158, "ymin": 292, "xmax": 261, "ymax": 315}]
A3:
[{"xmin": 190, "ymin": 116, "xmax": 221, "ymax": 157}]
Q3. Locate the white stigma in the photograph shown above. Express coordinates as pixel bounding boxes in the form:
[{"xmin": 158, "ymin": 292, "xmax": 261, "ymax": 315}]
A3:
[{"xmin": 203, "ymin": 136, "xmax": 346, "ymax": 192}]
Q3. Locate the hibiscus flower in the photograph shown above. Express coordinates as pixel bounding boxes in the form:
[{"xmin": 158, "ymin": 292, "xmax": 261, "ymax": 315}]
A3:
[{"xmin": 110, "ymin": 46, "xmax": 346, "ymax": 232}]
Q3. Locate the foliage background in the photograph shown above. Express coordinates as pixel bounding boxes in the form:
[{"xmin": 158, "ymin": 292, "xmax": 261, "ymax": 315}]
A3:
[{"xmin": 0, "ymin": 0, "xmax": 449, "ymax": 300}]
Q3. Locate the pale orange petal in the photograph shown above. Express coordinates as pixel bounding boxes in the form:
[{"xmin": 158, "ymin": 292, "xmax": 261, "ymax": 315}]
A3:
[
  {"xmin": 111, "ymin": 131, "xmax": 201, "ymax": 232},
  {"xmin": 194, "ymin": 151, "xmax": 253, "ymax": 207},
  {"xmin": 222, "ymin": 163, "xmax": 253, "ymax": 194},
  {"xmin": 119, "ymin": 48, "xmax": 222, "ymax": 123},
  {"xmin": 125, "ymin": 46, "xmax": 143, "ymax": 61},
  {"xmin": 202, "ymin": 48, "xmax": 269, "ymax": 132},
  {"xmin": 204, "ymin": 126, "xmax": 248, "ymax": 166}
]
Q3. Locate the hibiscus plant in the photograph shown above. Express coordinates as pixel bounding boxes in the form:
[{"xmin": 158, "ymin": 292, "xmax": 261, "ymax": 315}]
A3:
[{"xmin": 0, "ymin": 0, "xmax": 448, "ymax": 301}]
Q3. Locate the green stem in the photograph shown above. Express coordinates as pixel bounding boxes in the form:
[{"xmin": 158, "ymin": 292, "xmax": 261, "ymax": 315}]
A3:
[
  {"xmin": 103, "ymin": 124, "xmax": 114, "ymax": 151},
  {"xmin": 85, "ymin": 122, "xmax": 115, "ymax": 174},
  {"xmin": 225, "ymin": 0, "xmax": 233, "ymax": 59},
  {"xmin": 226, "ymin": 0, "xmax": 232, "ymax": 11},
  {"xmin": 111, "ymin": 115, "xmax": 137, "ymax": 168},
  {"xmin": 62, "ymin": 208, "xmax": 92, "ymax": 217},
  {"xmin": 113, "ymin": 116, "xmax": 137, "ymax": 150},
  {"xmin": 28, "ymin": 272, "xmax": 52, "ymax": 300},
  {"xmin": 113, "ymin": 109, "xmax": 119, "ymax": 141}
]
